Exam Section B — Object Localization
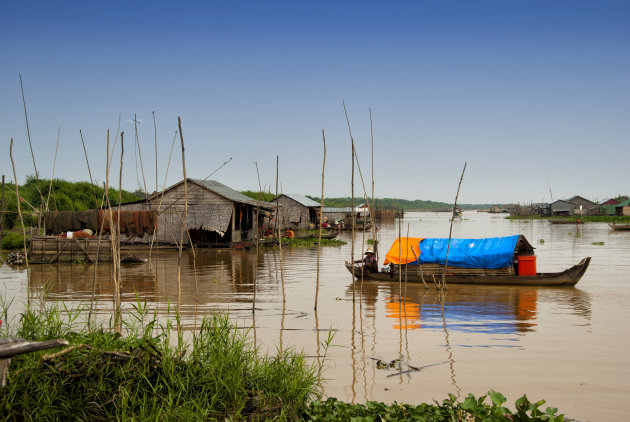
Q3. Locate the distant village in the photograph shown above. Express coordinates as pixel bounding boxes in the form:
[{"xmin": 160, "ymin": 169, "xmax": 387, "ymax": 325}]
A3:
[{"xmin": 489, "ymin": 195, "xmax": 630, "ymax": 217}]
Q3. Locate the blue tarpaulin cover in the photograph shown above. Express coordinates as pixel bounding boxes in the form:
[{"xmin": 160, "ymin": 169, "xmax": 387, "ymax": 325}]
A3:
[{"xmin": 413, "ymin": 235, "xmax": 520, "ymax": 269}]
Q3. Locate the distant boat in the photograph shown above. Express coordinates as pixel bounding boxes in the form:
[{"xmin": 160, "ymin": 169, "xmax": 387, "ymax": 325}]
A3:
[
  {"xmin": 608, "ymin": 223, "xmax": 630, "ymax": 231},
  {"xmin": 548, "ymin": 219, "xmax": 584, "ymax": 225}
]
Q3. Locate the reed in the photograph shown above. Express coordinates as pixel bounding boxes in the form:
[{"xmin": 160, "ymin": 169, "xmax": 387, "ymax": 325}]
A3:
[{"xmin": 0, "ymin": 299, "xmax": 320, "ymax": 420}]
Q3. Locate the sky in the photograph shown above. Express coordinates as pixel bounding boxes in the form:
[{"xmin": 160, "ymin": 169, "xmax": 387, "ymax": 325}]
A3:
[{"xmin": 1, "ymin": 0, "xmax": 628, "ymax": 205}]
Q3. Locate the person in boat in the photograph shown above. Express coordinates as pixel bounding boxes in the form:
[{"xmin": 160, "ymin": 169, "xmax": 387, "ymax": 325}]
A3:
[
  {"xmin": 322, "ymin": 217, "xmax": 329, "ymax": 229},
  {"xmin": 284, "ymin": 228, "xmax": 295, "ymax": 239},
  {"xmin": 354, "ymin": 247, "xmax": 378, "ymax": 273}
]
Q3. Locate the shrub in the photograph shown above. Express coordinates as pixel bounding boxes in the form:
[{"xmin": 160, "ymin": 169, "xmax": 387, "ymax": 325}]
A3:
[{"xmin": 1, "ymin": 232, "xmax": 25, "ymax": 250}]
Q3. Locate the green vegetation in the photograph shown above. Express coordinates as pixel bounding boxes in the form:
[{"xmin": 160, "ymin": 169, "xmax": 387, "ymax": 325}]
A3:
[
  {"xmin": 0, "ymin": 301, "xmax": 319, "ymax": 420},
  {"xmin": 241, "ymin": 190, "xmax": 277, "ymax": 202},
  {"xmin": 592, "ymin": 241, "xmax": 605, "ymax": 246},
  {"xmin": 0, "ymin": 176, "xmax": 142, "ymax": 231},
  {"xmin": 304, "ymin": 391, "xmax": 565, "ymax": 421},
  {"xmin": 305, "ymin": 196, "xmax": 490, "ymax": 211},
  {"xmin": 282, "ymin": 237, "xmax": 346, "ymax": 248},
  {"xmin": 0, "ymin": 232, "xmax": 25, "ymax": 249}
]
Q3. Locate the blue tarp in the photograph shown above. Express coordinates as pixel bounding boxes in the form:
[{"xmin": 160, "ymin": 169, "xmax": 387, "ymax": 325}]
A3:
[{"xmin": 413, "ymin": 235, "xmax": 520, "ymax": 269}]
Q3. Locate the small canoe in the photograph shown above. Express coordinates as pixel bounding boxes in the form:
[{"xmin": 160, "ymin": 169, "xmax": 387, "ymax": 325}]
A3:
[
  {"xmin": 608, "ymin": 223, "xmax": 630, "ymax": 231},
  {"xmin": 345, "ymin": 257, "xmax": 591, "ymax": 287},
  {"xmin": 292, "ymin": 229, "xmax": 341, "ymax": 240},
  {"xmin": 548, "ymin": 219, "xmax": 584, "ymax": 225},
  {"xmin": 342, "ymin": 222, "xmax": 372, "ymax": 231}
]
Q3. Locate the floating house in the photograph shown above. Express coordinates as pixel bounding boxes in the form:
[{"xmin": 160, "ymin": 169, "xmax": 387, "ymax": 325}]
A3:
[
  {"xmin": 567, "ymin": 195, "xmax": 599, "ymax": 216},
  {"xmin": 271, "ymin": 194, "xmax": 321, "ymax": 230},
  {"xmin": 600, "ymin": 198, "xmax": 619, "ymax": 216},
  {"xmin": 550, "ymin": 200, "xmax": 577, "ymax": 216},
  {"xmin": 322, "ymin": 207, "xmax": 353, "ymax": 223},
  {"xmin": 118, "ymin": 179, "xmax": 274, "ymax": 248},
  {"xmin": 615, "ymin": 199, "xmax": 630, "ymax": 216}
]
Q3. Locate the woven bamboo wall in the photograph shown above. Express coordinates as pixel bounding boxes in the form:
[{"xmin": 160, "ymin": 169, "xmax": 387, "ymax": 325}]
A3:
[{"xmin": 29, "ymin": 236, "xmax": 113, "ymax": 263}]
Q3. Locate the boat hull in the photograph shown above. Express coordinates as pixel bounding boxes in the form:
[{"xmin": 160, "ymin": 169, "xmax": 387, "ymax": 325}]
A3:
[
  {"xmin": 345, "ymin": 257, "xmax": 591, "ymax": 287},
  {"xmin": 609, "ymin": 224, "xmax": 630, "ymax": 231}
]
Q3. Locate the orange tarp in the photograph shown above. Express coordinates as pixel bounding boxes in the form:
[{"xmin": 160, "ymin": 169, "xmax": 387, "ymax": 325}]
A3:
[{"xmin": 383, "ymin": 237, "xmax": 424, "ymax": 265}]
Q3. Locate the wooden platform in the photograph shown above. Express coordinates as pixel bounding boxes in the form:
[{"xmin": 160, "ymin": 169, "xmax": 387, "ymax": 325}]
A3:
[{"xmin": 29, "ymin": 236, "xmax": 113, "ymax": 264}]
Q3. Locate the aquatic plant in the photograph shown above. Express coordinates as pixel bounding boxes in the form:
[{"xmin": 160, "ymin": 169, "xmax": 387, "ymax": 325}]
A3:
[
  {"xmin": 591, "ymin": 242, "xmax": 605, "ymax": 246},
  {"xmin": 538, "ymin": 239, "xmax": 545, "ymax": 244},
  {"xmin": 302, "ymin": 391, "xmax": 565, "ymax": 421}
]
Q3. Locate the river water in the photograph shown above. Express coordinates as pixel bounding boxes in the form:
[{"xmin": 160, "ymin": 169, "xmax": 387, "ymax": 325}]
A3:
[{"xmin": 1, "ymin": 211, "xmax": 628, "ymax": 421}]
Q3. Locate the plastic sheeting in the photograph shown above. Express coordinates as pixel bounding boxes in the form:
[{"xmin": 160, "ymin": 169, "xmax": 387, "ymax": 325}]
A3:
[
  {"xmin": 383, "ymin": 237, "xmax": 425, "ymax": 265},
  {"xmin": 414, "ymin": 235, "xmax": 520, "ymax": 269}
]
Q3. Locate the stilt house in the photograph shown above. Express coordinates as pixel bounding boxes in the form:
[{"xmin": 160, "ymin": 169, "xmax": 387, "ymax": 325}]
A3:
[
  {"xmin": 118, "ymin": 179, "xmax": 274, "ymax": 247},
  {"xmin": 271, "ymin": 194, "xmax": 321, "ymax": 230}
]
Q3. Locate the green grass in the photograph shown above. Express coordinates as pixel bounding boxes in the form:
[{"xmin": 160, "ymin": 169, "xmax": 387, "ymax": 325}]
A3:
[
  {"xmin": 0, "ymin": 300, "xmax": 320, "ymax": 420},
  {"xmin": 282, "ymin": 237, "xmax": 346, "ymax": 248}
]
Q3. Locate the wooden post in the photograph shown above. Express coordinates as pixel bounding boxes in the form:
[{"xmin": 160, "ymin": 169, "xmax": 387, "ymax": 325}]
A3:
[
  {"xmin": 315, "ymin": 130, "xmax": 326, "ymax": 310},
  {"xmin": 343, "ymin": 101, "xmax": 356, "ymax": 302},
  {"xmin": 441, "ymin": 162, "xmax": 467, "ymax": 291},
  {"xmin": 177, "ymin": 117, "xmax": 188, "ymax": 346},
  {"xmin": 276, "ymin": 156, "xmax": 285, "ymax": 304},
  {"xmin": 9, "ymin": 141, "xmax": 29, "ymax": 271},
  {"xmin": 0, "ymin": 175, "xmax": 5, "ymax": 242}
]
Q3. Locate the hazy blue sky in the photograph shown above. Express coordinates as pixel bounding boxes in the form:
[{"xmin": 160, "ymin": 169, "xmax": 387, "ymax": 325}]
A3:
[{"xmin": 1, "ymin": 1, "xmax": 628, "ymax": 204}]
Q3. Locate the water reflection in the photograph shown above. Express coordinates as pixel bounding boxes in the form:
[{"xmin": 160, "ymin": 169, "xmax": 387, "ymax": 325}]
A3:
[{"xmin": 4, "ymin": 211, "xmax": 622, "ymax": 421}]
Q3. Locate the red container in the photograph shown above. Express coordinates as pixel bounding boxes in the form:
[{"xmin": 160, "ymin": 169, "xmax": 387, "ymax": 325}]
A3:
[{"xmin": 517, "ymin": 255, "xmax": 537, "ymax": 276}]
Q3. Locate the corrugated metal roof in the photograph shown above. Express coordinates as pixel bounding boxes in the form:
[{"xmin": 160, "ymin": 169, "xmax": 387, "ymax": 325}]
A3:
[
  {"xmin": 276, "ymin": 194, "xmax": 321, "ymax": 208},
  {"xmin": 323, "ymin": 207, "xmax": 353, "ymax": 213},
  {"xmin": 192, "ymin": 179, "xmax": 274, "ymax": 209}
]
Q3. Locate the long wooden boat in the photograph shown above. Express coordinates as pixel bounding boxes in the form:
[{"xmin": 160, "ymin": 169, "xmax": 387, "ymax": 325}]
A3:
[
  {"xmin": 342, "ymin": 222, "xmax": 372, "ymax": 231},
  {"xmin": 345, "ymin": 257, "xmax": 591, "ymax": 287},
  {"xmin": 608, "ymin": 223, "xmax": 630, "ymax": 231},
  {"xmin": 548, "ymin": 219, "xmax": 583, "ymax": 225},
  {"xmin": 292, "ymin": 229, "xmax": 341, "ymax": 240}
]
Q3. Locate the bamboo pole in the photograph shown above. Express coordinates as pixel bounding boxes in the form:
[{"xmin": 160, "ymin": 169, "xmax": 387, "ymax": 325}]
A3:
[
  {"xmin": 114, "ymin": 132, "xmax": 124, "ymax": 332},
  {"xmin": 0, "ymin": 175, "xmax": 5, "ymax": 243},
  {"xmin": 253, "ymin": 161, "xmax": 263, "ymax": 313},
  {"xmin": 80, "ymin": 130, "xmax": 99, "ymax": 210},
  {"xmin": 18, "ymin": 74, "xmax": 44, "ymax": 229},
  {"xmin": 9, "ymin": 140, "xmax": 29, "ymax": 275},
  {"xmin": 398, "ymin": 216, "xmax": 402, "ymax": 299},
  {"xmin": 370, "ymin": 108, "xmax": 377, "ymax": 263},
  {"xmin": 275, "ymin": 156, "xmax": 285, "ymax": 304},
  {"xmin": 315, "ymin": 130, "xmax": 326, "ymax": 310},
  {"xmin": 134, "ymin": 113, "xmax": 149, "ymax": 202},
  {"xmin": 177, "ymin": 117, "xmax": 188, "ymax": 346},
  {"xmin": 441, "ymin": 162, "xmax": 467, "ymax": 292},
  {"xmin": 44, "ymin": 127, "xmax": 60, "ymax": 213},
  {"xmin": 343, "ymin": 101, "xmax": 356, "ymax": 303}
]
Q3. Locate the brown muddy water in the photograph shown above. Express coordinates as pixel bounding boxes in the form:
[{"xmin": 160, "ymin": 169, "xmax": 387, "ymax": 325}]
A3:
[{"xmin": 1, "ymin": 212, "xmax": 629, "ymax": 421}]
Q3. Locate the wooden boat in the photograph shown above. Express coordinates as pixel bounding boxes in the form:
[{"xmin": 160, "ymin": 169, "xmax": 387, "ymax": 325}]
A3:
[
  {"xmin": 548, "ymin": 219, "xmax": 583, "ymax": 225},
  {"xmin": 292, "ymin": 229, "xmax": 341, "ymax": 240},
  {"xmin": 608, "ymin": 223, "xmax": 630, "ymax": 231},
  {"xmin": 342, "ymin": 222, "xmax": 372, "ymax": 231},
  {"xmin": 345, "ymin": 257, "xmax": 591, "ymax": 287}
]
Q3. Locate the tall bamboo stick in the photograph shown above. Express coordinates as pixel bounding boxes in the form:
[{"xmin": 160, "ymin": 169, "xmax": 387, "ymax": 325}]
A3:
[
  {"xmin": 80, "ymin": 130, "xmax": 99, "ymax": 209},
  {"xmin": 44, "ymin": 127, "xmax": 60, "ymax": 213},
  {"xmin": 114, "ymin": 132, "xmax": 124, "ymax": 332},
  {"xmin": 369, "ymin": 108, "xmax": 377, "ymax": 262},
  {"xmin": 177, "ymin": 117, "xmax": 188, "ymax": 346},
  {"xmin": 275, "ymin": 156, "xmax": 286, "ymax": 303},
  {"xmin": 253, "ymin": 161, "xmax": 263, "ymax": 313},
  {"xmin": 0, "ymin": 175, "xmax": 5, "ymax": 243},
  {"xmin": 18, "ymin": 74, "xmax": 44, "ymax": 227},
  {"xmin": 441, "ymin": 162, "xmax": 467, "ymax": 291},
  {"xmin": 9, "ymin": 139, "xmax": 29, "ymax": 274},
  {"xmin": 343, "ymin": 101, "xmax": 356, "ymax": 302},
  {"xmin": 315, "ymin": 130, "xmax": 326, "ymax": 310}
]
